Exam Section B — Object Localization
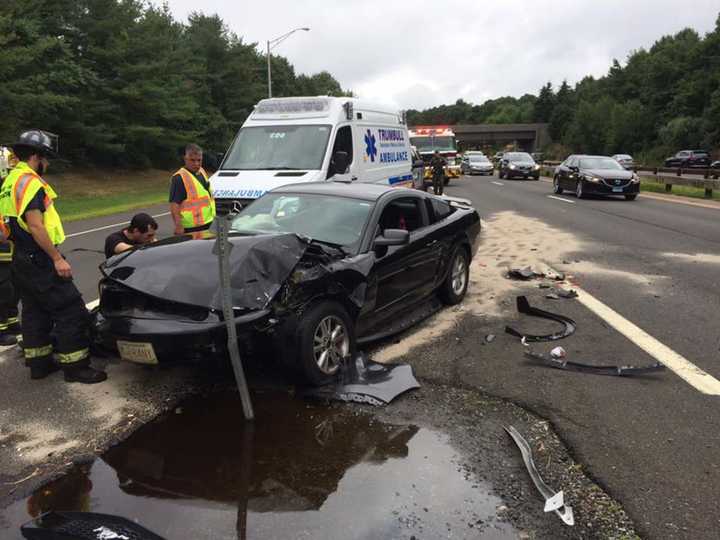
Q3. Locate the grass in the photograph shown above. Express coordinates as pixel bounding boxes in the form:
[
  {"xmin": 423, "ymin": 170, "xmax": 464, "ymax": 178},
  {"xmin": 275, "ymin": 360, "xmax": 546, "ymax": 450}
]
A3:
[
  {"xmin": 640, "ymin": 180, "xmax": 720, "ymax": 201},
  {"xmin": 47, "ymin": 168, "xmax": 170, "ymax": 222}
]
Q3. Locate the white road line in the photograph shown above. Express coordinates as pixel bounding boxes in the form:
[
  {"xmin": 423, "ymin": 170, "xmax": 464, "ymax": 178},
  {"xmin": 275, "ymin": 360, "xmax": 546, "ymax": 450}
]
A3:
[
  {"xmin": 547, "ymin": 195, "xmax": 576, "ymax": 204},
  {"xmin": 492, "ymin": 181, "xmax": 504, "ymax": 186},
  {"xmin": 66, "ymin": 211, "xmax": 171, "ymax": 239},
  {"xmin": 571, "ymin": 285, "xmax": 720, "ymax": 395}
]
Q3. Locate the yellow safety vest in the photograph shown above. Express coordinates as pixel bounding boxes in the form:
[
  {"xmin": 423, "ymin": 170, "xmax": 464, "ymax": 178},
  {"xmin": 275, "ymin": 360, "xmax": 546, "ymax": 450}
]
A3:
[
  {"xmin": 174, "ymin": 167, "xmax": 215, "ymax": 229},
  {"xmin": 0, "ymin": 162, "xmax": 65, "ymax": 245},
  {"xmin": 0, "ymin": 219, "xmax": 11, "ymax": 263}
]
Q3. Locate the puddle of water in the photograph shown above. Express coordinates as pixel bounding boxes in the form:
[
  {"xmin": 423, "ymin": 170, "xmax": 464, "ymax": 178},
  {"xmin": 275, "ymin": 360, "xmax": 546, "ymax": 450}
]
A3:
[{"xmin": 1, "ymin": 390, "xmax": 517, "ymax": 539}]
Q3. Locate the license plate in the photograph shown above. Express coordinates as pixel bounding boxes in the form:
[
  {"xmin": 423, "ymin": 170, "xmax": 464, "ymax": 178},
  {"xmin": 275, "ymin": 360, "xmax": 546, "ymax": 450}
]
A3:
[
  {"xmin": 612, "ymin": 187, "xmax": 623, "ymax": 192},
  {"xmin": 117, "ymin": 340, "xmax": 158, "ymax": 365}
]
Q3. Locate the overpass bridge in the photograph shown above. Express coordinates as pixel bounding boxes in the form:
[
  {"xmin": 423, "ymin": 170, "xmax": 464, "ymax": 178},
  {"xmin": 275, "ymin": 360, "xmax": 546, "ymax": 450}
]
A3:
[{"xmin": 451, "ymin": 123, "xmax": 550, "ymax": 152}]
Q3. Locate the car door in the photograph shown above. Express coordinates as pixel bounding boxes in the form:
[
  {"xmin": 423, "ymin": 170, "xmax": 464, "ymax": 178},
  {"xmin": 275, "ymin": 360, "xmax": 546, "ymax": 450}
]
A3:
[
  {"xmin": 370, "ymin": 195, "xmax": 435, "ymax": 318},
  {"xmin": 558, "ymin": 157, "xmax": 574, "ymax": 189}
]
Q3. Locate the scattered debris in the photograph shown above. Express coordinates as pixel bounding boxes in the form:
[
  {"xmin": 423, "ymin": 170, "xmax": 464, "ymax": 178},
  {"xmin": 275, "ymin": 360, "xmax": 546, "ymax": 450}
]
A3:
[
  {"xmin": 505, "ymin": 296, "xmax": 577, "ymax": 342},
  {"xmin": 556, "ymin": 288, "xmax": 578, "ymax": 299},
  {"xmin": 504, "ymin": 426, "xmax": 574, "ymax": 526},
  {"xmin": 524, "ymin": 350, "xmax": 666, "ymax": 377},
  {"xmin": 302, "ymin": 353, "xmax": 420, "ymax": 406},
  {"xmin": 21, "ymin": 511, "xmax": 165, "ymax": 540},
  {"xmin": 485, "ymin": 334, "xmax": 496, "ymax": 343},
  {"xmin": 545, "ymin": 293, "xmax": 560, "ymax": 300},
  {"xmin": 507, "ymin": 266, "xmax": 541, "ymax": 280},
  {"xmin": 550, "ymin": 347, "xmax": 566, "ymax": 359},
  {"xmin": 538, "ymin": 282, "xmax": 553, "ymax": 289}
]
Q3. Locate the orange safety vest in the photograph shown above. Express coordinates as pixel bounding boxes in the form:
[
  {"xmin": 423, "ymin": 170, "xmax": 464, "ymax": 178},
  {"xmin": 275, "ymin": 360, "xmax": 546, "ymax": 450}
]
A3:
[{"xmin": 174, "ymin": 167, "xmax": 215, "ymax": 229}]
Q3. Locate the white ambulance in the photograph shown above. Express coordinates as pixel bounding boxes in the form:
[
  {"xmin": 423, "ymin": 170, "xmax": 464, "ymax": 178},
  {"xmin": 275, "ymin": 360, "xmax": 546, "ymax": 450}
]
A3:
[{"xmin": 211, "ymin": 97, "xmax": 414, "ymax": 207}]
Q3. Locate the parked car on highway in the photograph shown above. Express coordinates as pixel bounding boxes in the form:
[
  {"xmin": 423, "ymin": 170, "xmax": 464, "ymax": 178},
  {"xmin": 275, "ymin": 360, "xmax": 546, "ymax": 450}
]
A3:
[
  {"xmin": 461, "ymin": 154, "xmax": 494, "ymax": 175},
  {"xmin": 553, "ymin": 155, "xmax": 640, "ymax": 200},
  {"xmin": 612, "ymin": 154, "xmax": 635, "ymax": 170},
  {"xmin": 97, "ymin": 182, "xmax": 481, "ymax": 385},
  {"xmin": 498, "ymin": 152, "xmax": 540, "ymax": 180},
  {"xmin": 664, "ymin": 150, "xmax": 711, "ymax": 169}
]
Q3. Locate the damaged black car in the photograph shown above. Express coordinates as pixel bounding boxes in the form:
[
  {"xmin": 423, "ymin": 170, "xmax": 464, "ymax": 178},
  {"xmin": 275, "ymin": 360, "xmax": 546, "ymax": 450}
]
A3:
[{"xmin": 97, "ymin": 182, "xmax": 481, "ymax": 384}]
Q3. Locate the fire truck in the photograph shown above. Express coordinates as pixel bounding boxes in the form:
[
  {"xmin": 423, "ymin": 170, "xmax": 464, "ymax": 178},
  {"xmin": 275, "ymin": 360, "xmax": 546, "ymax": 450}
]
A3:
[{"xmin": 408, "ymin": 126, "xmax": 461, "ymax": 184}]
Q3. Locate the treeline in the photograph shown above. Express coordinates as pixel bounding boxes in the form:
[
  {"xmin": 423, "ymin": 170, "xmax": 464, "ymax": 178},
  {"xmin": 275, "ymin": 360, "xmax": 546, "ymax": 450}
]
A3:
[
  {"xmin": 0, "ymin": 0, "xmax": 348, "ymax": 168},
  {"xmin": 407, "ymin": 14, "xmax": 720, "ymax": 162}
]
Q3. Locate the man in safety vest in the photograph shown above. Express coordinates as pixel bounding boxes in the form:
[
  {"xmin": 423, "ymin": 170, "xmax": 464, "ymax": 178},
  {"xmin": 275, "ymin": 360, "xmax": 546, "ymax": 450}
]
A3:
[
  {"xmin": 169, "ymin": 143, "xmax": 215, "ymax": 235},
  {"xmin": 0, "ymin": 130, "xmax": 106, "ymax": 383},
  {"xmin": 0, "ymin": 200, "xmax": 20, "ymax": 346}
]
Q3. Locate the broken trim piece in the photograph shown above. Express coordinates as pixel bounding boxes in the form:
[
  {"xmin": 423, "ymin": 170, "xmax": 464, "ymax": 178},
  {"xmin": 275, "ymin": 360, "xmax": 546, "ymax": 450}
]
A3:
[
  {"xmin": 504, "ymin": 426, "xmax": 575, "ymax": 526},
  {"xmin": 524, "ymin": 350, "xmax": 666, "ymax": 377},
  {"xmin": 505, "ymin": 296, "xmax": 576, "ymax": 342}
]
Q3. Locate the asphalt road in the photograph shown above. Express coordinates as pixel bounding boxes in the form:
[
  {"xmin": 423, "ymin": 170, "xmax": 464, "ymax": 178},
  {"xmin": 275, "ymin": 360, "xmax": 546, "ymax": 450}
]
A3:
[{"xmin": 438, "ymin": 173, "xmax": 720, "ymax": 539}]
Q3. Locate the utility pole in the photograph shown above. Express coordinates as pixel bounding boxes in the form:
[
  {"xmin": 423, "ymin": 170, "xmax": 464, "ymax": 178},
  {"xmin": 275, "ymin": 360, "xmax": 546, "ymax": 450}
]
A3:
[{"xmin": 266, "ymin": 27, "xmax": 310, "ymax": 98}]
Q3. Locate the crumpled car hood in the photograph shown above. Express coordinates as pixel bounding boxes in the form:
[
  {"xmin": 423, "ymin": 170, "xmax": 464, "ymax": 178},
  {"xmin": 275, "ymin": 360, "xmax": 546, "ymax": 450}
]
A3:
[{"xmin": 100, "ymin": 233, "xmax": 309, "ymax": 311}]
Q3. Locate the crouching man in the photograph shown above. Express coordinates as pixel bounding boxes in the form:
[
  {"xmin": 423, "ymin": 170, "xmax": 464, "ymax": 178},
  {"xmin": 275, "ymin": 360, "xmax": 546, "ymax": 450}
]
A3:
[{"xmin": 104, "ymin": 213, "xmax": 158, "ymax": 259}]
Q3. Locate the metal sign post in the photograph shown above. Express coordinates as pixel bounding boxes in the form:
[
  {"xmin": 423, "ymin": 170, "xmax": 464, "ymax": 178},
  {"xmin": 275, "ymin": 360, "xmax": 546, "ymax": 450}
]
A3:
[{"xmin": 214, "ymin": 213, "xmax": 254, "ymax": 420}]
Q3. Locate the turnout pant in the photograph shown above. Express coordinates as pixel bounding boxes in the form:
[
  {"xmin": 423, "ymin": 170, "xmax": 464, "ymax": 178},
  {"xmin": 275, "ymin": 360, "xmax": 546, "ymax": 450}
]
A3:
[
  {"xmin": 432, "ymin": 170, "xmax": 444, "ymax": 195},
  {"xmin": 0, "ymin": 262, "xmax": 19, "ymax": 332},
  {"xmin": 12, "ymin": 250, "xmax": 90, "ymax": 367}
]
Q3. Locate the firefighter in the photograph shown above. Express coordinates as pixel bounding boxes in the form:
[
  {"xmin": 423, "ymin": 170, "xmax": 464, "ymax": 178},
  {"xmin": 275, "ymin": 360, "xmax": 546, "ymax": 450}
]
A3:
[
  {"xmin": 430, "ymin": 150, "xmax": 447, "ymax": 196},
  {"xmin": 0, "ymin": 130, "xmax": 106, "ymax": 383},
  {"xmin": 0, "ymin": 149, "xmax": 20, "ymax": 346},
  {"xmin": 169, "ymin": 143, "xmax": 215, "ymax": 235}
]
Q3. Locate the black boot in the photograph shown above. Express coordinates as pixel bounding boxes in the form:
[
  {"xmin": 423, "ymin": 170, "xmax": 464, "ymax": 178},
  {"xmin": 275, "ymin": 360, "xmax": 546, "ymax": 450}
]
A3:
[
  {"xmin": 29, "ymin": 358, "xmax": 61, "ymax": 380},
  {"xmin": 0, "ymin": 333, "xmax": 17, "ymax": 346},
  {"xmin": 7, "ymin": 321, "xmax": 21, "ymax": 335},
  {"xmin": 63, "ymin": 364, "xmax": 107, "ymax": 384}
]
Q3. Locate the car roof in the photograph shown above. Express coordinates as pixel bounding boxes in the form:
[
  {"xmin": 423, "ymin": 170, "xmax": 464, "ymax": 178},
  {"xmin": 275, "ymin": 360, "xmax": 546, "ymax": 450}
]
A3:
[{"xmin": 270, "ymin": 180, "xmax": 416, "ymax": 201}]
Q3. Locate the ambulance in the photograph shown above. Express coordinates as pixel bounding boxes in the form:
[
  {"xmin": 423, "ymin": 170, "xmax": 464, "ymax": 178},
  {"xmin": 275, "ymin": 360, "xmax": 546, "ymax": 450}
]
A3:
[
  {"xmin": 408, "ymin": 126, "xmax": 461, "ymax": 184},
  {"xmin": 212, "ymin": 97, "xmax": 414, "ymax": 208}
]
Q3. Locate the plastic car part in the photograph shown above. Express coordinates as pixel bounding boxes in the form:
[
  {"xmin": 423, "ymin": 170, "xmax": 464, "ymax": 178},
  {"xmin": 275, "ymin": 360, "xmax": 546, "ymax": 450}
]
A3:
[
  {"xmin": 504, "ymin": 426, "xmax": 575, "ymax": 526},
  {"xmin": 505, "ymin": 296, "xmax": 576, "ymax": 342},
  {"xmin": 302, "ymin": 352, "xmax": 420, "ymax": 406},
  {"xmin": 524, "ymin": 349, "xmax": 666, "ymax": 377},
  {"xmin": 21, "ymin": 511, "xmax": 165, "ymax": 540}
]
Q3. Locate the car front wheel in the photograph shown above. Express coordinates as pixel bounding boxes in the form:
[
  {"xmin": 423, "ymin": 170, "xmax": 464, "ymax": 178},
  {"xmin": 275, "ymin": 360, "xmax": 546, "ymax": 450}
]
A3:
[
  {"xmin": 575, "ymin": 180, "xmax": 585, "ymax": 199},
  {"xmin": 295, "ymin": 300, "xmax": 355, "ymax": 385},
  {"xmin": 553, "ymin": 176, "xmax": 563, "ymax": 194},
  {"xmin": 440, "ymin": 246, "xmax": 470, "ymax": 305}
]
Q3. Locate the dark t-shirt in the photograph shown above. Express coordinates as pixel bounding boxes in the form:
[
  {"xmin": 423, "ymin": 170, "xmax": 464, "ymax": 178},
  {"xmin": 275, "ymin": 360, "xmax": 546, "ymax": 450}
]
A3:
[
  {"xmin": 104, "ymin": 229, "xmax": 139, "ymax": 259},
  {"xmin": 9, "ymin": 188, "xmax": 46, "ymax": 253},
  {"xmin": 431, "ymin": 156, "xmax": 446, "ymax": 174},
  {"xmin": 169, "ymin": 170, "xmax": 210, "ymax": 204}
]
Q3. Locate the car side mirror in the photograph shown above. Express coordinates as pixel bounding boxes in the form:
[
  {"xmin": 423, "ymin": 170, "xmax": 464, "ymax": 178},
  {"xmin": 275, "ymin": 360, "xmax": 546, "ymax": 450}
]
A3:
[
  {"xmin": 569, "ymin": 166, "xmax": 579, "ymax": 172},
  {"xmin": 333, "ymin": 151, "xmax": 350, "ymax": 174},
  {"xmin": 374, "ymin": 229, "xmax": 410, "ymax": 248}
]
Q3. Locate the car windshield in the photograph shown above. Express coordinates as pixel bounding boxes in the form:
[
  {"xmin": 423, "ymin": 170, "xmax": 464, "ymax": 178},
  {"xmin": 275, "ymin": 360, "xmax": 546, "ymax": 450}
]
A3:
[
  {"xmin": 615, "ymin": 155, "xmax": 632, "ymax": 160},
  {"xmin": 579, "ymin": 157, "xmax": 624, "ymax": 170},
  {"xmin": 506, "ymin": 152, "xmax": 534, "ymax": 162},
  {"xmin": 231, "ymin": 193, "xmax": 374, "ymax": 251},
  {"xmin": 410, "ymin": 136, "xmax": 456, "ymax": 153},
  {"xmin": 222, "ymin": 125, "xmax": 332, "ymax": 170},
  {"xmin": 470, "ymin": 156, "xmax": 489, "ymax": 163}
]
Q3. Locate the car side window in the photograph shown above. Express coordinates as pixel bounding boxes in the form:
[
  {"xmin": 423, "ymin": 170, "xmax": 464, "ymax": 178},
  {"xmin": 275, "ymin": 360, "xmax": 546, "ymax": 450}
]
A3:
[
  {"xmin": 377, "ymin": 197, "xmax": 425, "ymax": 234},
  {"xmin": 327, "ymin": 125, "xmax": 353, "ymax": 178},
  {"xmin": 430, "ymin": 198, "xmax": 454, "ymax": 221}
]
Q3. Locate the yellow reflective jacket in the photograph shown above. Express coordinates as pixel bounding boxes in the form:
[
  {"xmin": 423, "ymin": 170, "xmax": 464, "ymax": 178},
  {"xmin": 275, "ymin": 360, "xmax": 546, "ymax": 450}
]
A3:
[{"xmin": 173, "ymin": 167, "xmax": 215, "ymax": 229}]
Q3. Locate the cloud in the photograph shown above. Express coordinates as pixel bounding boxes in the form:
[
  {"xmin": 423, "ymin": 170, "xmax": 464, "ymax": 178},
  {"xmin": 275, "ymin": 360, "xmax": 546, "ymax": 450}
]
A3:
[{"xmin": 164, "ymin": 0, "xmax": 718, "ymax": 109}]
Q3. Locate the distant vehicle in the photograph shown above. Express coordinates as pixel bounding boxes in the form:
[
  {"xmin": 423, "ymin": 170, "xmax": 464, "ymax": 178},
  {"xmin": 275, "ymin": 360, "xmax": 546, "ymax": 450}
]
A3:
[
  {"xmin": 461, "ymin": 154, "xmax": 494, "ymax": 176},
  {"xmin": 98, "ymin": 181, "xmax": 481, "ymax": 385},
  {"xmin": 711, "ymin": 160, "xmax": 720, "ymax": 171},
  {"xmin": 612, "ymin": 154, "xmax": 634, "ymax": 170},
  {"xmin": 411, "ymin": 146, "xmax": 426, "ymax": 191},
  {"xmin": 664, "ymin": 150, "xmax": 711, "ymax": 169},
  {"xmin": 553, "ymin": 155, "xmax": 640, "ymax": 200},
  {"xmin": 498, "ymin": 152, "xmax": 540, "ymax": 180},
  {"xmin": 212, "ymin": 96, "xmax": 415, "ymax": 209},
  {"xmin": 408, "ymin": 126, "xmax": 461, "ymax": 185}
]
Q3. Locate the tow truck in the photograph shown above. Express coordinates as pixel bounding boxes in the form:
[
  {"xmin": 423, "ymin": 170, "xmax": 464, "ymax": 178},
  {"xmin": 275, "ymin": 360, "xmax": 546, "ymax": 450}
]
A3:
[{"xmin": 408, "ymin": 126, "xmax": 461, "ymax": 185}]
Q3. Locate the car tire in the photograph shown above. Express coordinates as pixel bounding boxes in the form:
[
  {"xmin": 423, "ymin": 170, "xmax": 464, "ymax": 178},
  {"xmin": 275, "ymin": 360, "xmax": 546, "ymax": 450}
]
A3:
[
  {"xmin": 498, "ymin": 170, "xmax": 504, "ymax": 179},
  {"xmin": 294, "ymin": 300, "xmax": 355, "ymax": 386},
  {"xmin": 440, "ymin": 246, "xmax": 470, "ymax": 305},
  {"xmin": 553, "ymin": 176, "xmax": 563, "ymax": 194},
  {"xmin": 625, "ymin": 194, "xmax": 638, "ymax": 201},
  {"xmin": 533, "ymin": 175, "xmax": 540, "ymax": 181},
  {"xmin": 575, "ymin": 180, "xmax": 585, "ymax": 199}
]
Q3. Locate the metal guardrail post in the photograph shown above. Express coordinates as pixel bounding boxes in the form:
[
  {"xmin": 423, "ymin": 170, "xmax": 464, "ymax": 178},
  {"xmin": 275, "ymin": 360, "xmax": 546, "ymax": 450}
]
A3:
[{"xmin": 214, "ymin": 212, "xmax": 254, "ymax": 421}]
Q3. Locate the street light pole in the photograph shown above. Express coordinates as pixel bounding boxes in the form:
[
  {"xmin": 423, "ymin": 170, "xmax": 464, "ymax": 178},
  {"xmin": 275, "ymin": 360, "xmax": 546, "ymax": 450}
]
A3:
[{"xmin": 266, "ymin": 27, "xmax": 310, "ymax": 98}]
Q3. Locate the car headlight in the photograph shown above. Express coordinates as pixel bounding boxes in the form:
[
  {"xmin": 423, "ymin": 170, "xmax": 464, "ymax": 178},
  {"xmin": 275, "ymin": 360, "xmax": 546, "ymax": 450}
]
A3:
[
  {"xmin": 533, "ymin": 164, "xmax": 540, "ymax": 170},
  {"xmin": 509, "ymin": 164, "xmax": 516, "ymax": 169},
  {"xmin": 631, "ymin": 173, "xmax": 640, "ymax": 183},
  {"xmin": 585, "ymin": 175, "xmax": 601, "ymax": 183}
]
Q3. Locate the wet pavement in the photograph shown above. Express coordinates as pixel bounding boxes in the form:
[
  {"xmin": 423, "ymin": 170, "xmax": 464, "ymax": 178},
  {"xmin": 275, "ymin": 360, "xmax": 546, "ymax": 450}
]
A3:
[{"xmin": 0, "ymin": 390, "xmax": 517, "ymax": 539}]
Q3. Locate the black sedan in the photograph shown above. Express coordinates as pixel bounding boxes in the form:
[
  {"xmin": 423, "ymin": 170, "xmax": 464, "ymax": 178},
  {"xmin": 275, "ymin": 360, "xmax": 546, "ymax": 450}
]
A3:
[
  {"xmin": 498, "ymin": 152, "xmax": 540, "ymax": 180},
  {"xmin": 664, "ymin": 150, "xmax": 711, "ymax": 168},
  {"xmin": 553, "ymin": 155, "xmax": 640, "ymax": 200},
  {"xmin": 97, "ymin": 182, "xmax": 481, "ymax": 384}
]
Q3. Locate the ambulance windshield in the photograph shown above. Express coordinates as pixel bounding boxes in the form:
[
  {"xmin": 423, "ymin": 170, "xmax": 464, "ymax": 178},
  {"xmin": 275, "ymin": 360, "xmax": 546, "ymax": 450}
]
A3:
[
  {"xmin": 222, "ymin": 125, "xmax": 332, "ymax": 171},
  {"xmin": 409, "ymin": 136, "xmax": 456, "ymax": 153}
]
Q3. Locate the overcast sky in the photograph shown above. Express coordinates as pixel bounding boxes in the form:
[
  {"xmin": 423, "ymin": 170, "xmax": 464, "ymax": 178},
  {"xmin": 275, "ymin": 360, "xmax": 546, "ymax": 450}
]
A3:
[{"xmin": 165, "ymin": 0, "xmax": 718, "ymax": 110}]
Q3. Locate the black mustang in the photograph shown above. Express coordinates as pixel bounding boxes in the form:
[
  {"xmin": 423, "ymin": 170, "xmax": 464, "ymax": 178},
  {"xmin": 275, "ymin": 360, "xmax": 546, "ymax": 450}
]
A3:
[{"xmin": 97, "ymin": 181, "xmax": 481, "ymax": 384}]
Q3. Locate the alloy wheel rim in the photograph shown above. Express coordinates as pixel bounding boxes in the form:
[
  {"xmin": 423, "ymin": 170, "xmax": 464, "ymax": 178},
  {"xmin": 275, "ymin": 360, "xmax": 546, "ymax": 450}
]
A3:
[
  {"xmin": 313, "ymin": 315, "xmax": 349, "ymax": 375},
  {"xmin": 576, "ymin": 181, "xmax": 582, "ymax": 197},
  {"xmin": 451, "ymin": 254, "xmax": 468, "ymax": 295}
]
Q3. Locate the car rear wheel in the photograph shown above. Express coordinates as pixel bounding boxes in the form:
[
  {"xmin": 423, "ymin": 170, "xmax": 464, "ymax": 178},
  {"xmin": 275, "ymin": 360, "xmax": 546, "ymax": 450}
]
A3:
[
  {"xmin": 498, "ymin": 170, "xmax": 504, "ymax": 179},
  {"xmin": 553, "ymin": 176, "xmax": 563, "ymax": 194},
  {"xmin": 295, "ymin": 300, "xmax": 355, "ymax": 385},
  {"xmin": 625, "ymin": 194, "xmax": 638, "ymax": 201},
  {"xmin": 575, "ymin": 180, "xmax": 585, "ymax": 199},
  {"xmin": 440, "ymin": 246, "xmax": 470, "ymax": 305}
]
